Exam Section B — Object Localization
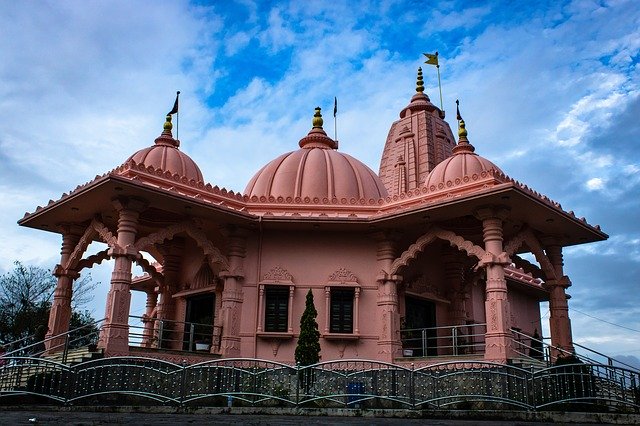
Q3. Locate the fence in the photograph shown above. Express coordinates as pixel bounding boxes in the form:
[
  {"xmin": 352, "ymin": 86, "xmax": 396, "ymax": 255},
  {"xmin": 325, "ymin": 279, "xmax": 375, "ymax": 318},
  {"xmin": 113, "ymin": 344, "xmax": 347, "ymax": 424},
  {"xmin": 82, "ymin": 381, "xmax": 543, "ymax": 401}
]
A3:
[
  {"xmin": 128, "ymin": 316, "xmax": 222, "ymax": 353},
  {"xmin": 0, "ymin": 357, "xmax": 638, "ymax": 412}
]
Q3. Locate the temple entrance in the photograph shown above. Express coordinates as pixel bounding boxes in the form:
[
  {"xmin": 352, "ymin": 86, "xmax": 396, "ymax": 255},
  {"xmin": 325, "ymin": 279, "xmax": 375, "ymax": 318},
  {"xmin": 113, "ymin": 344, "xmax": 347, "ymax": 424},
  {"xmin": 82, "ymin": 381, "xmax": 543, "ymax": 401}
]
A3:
[
  {"xmin": 183, "ymin": 293, "xmax": 215, "ymax": 351},
  {"xmin": 404, "ymin": 296, "xmax": 437, "ymax": 356}
]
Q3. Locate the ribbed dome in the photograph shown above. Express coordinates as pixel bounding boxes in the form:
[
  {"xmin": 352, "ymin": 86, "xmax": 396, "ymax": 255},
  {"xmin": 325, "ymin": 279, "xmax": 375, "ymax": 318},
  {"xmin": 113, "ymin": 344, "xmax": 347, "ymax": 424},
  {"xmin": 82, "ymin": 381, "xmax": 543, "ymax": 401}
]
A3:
[
  {"xmin": 423, "ymin": 119, "xmax": 503, "ymax": 190},
  {"xmin": 123, "ymin": 115, "xmax": 204, "ymax": 183},
  {"xmin": 245, "ymin": 108, "xmax": 388, "ymax": 201}
]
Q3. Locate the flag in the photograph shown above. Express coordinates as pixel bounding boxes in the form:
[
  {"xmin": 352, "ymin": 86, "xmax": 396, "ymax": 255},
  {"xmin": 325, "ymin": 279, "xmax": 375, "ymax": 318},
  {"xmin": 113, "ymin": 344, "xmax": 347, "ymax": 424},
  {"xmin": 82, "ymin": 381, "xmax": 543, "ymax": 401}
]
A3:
[
  {"xmin": 456, "ymin": 99, "xmax": 462, "ymax": 121},
  {"xmin": 168, "ymin": 91, "xmax": 180, "ymax": 115},
  {"xmin": 333, "ymin": 97, "xmax": 337, "ymax": 118},
  {"xmin": 423, "ymin": 52, "xmax": 438, "ymax": 66}
]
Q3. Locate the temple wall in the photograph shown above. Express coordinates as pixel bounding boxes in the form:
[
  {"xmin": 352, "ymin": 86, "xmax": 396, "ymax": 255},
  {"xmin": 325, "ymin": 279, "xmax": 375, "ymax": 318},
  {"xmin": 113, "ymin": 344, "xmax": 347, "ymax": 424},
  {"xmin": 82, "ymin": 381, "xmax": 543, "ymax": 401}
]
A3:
[{"xmin": 239, "ymin": 228, "xmax": 381, "ymax": 364}]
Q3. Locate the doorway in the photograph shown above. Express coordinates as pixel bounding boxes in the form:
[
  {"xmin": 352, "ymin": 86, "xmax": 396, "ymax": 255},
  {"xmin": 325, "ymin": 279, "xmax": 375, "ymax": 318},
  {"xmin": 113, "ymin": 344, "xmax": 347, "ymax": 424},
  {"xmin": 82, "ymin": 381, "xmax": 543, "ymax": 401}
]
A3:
[
  {"xmin": 183, "ymin": 293, "xmax": 215, "ymax": 350},
  {"xmin": 404, "ymin": 296, "xmax": 437, "ymax": 356}
]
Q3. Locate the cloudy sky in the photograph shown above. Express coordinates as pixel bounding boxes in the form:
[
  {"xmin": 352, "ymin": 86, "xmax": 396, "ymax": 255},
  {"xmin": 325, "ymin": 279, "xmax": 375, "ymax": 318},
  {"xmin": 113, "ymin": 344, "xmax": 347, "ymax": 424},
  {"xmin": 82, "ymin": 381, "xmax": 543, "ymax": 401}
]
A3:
[{"xmin": 1, "ymin": 0, "xmax": 638, "ymax": 364}]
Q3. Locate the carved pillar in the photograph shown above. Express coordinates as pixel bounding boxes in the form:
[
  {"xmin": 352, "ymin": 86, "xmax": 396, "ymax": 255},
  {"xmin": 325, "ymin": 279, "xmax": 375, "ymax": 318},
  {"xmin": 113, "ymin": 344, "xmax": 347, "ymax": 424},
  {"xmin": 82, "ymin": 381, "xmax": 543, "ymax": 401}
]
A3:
[
  {"xmin": 219, "ymin": 227, "xmax": 247, "ymax": 357},
  {"xmin": 545, "ymin": 242, "xmax": 575, "ymax": 357},
  {"xmin": 45, "ymin": 224, "xmax": 84, "ymax": 353},
  {"xmin": 476, "ymin": 207, "xmax": 512, "ymax": 363},
  {"xmin": 156, "ymin": 240, "xmax": 183, "ymax": 350},
  {"xmin": 141, "ymin": 291, "xmax": 157, "ymax": 348},
  {"xmin": 374, "ymin": 232, "xmax": 402, "ymax": 362},
  {"xmin": 98, "ymin": 197, "xmax": 146, "ymax": 356},
  {"xmin": 443, "ymin": 252, "xmax": 466, "ymax": 326}
]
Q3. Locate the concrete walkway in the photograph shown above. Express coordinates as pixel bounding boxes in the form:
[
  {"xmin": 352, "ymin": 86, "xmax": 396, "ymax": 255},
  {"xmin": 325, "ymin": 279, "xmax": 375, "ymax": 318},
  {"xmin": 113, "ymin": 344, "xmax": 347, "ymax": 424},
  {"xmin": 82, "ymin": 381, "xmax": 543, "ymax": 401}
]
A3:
[{"xmin": 0, "ymin": 408, "xmax": 638, "ymax": 425}]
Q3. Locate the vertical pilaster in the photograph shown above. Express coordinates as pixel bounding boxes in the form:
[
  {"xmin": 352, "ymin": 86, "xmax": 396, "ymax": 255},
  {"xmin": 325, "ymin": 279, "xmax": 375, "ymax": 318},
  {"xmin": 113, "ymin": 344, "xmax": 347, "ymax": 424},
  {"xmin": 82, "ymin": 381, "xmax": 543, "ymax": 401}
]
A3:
[
  {"xmin": 476, "ymin": 207, "xmax": 511, "ymax": 363},
  {"xmin": 45, "ymin": 224, "xmax": 84, "ymax": 353},
  {"xmin": 141, "ymin": 291, "xmax": 157, "ymax": 348},
  {"xmin": 98, "ymin": 197, "xmax": 146, "ymax": 356},
  {"xmin": 219, "ymin": 227, "xmax": 247, "ymax": 357},
  {"xmin": 443, "ymin": 253, "xmax": 466, "ymax": 326},
  {"xmin": 156, "ymin": 240, "xmax": 183, "ymax": 350},
  {"xmin": 544, "ymin": 242, "xmax": 575, "ymax": 357},
  {"xmin": 374, "ymin": 232, "xmax": 402, "ymax": 362}
]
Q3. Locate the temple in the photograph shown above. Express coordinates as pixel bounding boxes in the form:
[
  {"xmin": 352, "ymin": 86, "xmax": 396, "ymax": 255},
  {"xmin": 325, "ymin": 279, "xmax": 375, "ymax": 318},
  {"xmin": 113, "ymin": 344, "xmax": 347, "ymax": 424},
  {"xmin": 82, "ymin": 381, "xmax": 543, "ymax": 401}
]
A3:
[{"xmin": 19, "ymin": 68, "xmax": 607, "ymax": 365}]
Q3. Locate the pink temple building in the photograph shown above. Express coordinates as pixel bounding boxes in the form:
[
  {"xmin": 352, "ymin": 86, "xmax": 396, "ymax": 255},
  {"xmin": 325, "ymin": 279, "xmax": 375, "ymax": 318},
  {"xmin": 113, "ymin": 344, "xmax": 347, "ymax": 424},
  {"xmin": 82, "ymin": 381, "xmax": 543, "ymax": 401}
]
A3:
[{"xmin": 19, "ymin": 69, "xmax": 606, "ymax": 365}]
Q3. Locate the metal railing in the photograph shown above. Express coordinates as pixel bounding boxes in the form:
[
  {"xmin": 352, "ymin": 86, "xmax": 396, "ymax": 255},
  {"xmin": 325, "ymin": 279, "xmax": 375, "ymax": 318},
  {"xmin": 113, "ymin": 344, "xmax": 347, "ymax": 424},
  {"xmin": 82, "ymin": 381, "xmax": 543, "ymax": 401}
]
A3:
[
  {"xmin": 510, "ymin": 329, "xmax": 640, "ymax": 373},
  {"xmin": 0, "ymin": 356, "xmax": 638, "ymax": 412},
  {"xmin": 128, "ymin": 315, "xmax": 222, "ymax": 353},
  {"xmin": 1, "ymin": 319, "xmax": 103, "ymax": 363},
  {"xmin": 400, "ymin": 323, "xmax": 487, "ymax": 357}
]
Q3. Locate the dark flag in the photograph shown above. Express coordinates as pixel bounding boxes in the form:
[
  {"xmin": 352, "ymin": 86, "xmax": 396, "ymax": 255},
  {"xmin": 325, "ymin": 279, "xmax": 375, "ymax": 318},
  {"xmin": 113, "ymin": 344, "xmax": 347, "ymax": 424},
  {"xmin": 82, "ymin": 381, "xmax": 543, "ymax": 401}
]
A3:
[
  {"xmin": 456, "ymin": 99, "xmax": 462, "ymax": 121},
  {"xmin": 168, "ymin": 91, "xmax": 180, "ymax": 115},
  {"xmin": 333, "ymin": 97, "xmax": 337, "ymax": 118}
]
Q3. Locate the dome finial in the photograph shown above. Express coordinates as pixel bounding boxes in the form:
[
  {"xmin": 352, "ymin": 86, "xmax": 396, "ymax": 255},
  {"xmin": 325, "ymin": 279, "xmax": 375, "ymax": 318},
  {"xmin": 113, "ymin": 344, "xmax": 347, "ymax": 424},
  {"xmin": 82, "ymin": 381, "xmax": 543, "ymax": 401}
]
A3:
[
  {"xmin": 163, "ymin": 114, "xmax": 173, "ymax": 133},
  {"xmin": 312, "ymin": 106, "xmax": 323, "ymax": 128},
  {"xmin": 456, "ymin": 99, "xmax": 468, "ymax": 140},
  {"xmin": 416, "ymin": 67, "xmax": 424, "ymax": 93}
]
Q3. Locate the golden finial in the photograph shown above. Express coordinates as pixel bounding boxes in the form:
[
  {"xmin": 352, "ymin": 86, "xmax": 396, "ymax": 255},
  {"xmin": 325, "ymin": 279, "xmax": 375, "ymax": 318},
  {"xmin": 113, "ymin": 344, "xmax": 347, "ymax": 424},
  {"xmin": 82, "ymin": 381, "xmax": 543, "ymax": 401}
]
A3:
[
  {"xmin": 163, "ymin": 114, "xmax": 173, "ymax": 132},
  {"xmin": 416, "ymin": 67, "xmax": 424, "ymax": 93},
  {"xmin": 456, "ymin": 99, "xmax": 467, "ymax": 139},
  {"xmin": 458, "ymin": 119, "xmax": 468, "ymax": 140},
  {"xmin": 312, "ymin": 107, "xmax": 323, "ymax": 128}
]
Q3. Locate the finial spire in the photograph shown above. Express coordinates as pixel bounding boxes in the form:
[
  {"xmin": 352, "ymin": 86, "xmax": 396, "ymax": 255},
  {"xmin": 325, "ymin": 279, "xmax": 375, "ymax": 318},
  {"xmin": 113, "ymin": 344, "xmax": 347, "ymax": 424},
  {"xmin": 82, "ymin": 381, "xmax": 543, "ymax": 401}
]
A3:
[
  {"xmin": 456, "ymin": 100, "xmax": 468, "ymax": 140},
  {"xmin": 312, "ymin": 106, "xmax": 323, "ymax": 128},
  {"xmin": 416, "ymin": 67, "xmax": 424, "ymax": 93},
  {"xmin": 163, "ymin": 114, "xmax": 173, "ymax": 133}
]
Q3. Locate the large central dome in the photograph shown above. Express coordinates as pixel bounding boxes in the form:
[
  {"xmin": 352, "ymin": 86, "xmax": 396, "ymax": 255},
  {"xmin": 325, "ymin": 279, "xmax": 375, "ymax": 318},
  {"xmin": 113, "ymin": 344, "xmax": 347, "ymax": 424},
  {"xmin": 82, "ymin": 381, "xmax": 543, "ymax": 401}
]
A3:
[{"xmin": 245, "ymin": 108, "xmax": 388, "ymax": 202}]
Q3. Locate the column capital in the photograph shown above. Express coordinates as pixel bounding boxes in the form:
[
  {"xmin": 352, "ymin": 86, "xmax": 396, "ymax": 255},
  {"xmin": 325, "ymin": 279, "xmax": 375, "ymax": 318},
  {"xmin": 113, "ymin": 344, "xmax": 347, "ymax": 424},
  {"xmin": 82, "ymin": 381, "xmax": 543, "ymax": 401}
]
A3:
[
  {"xmin": 474, "ymin": 205, "xmax": 510, "ymax": 221},
  {"xmin": 545, "ymin": 275, "xmax": 572, "ymax": 289},
  {"xmin": 52, "ymin": 264, "xmax": 80, "ymax": 279}
]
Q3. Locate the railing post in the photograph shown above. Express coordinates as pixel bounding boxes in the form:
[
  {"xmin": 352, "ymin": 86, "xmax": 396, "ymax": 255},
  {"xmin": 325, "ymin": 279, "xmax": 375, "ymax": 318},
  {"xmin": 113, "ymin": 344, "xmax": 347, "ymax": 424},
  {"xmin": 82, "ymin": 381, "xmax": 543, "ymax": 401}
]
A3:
[
  {"xmin": 189, "ymin": 323, "xmax": 195, "ymax": 352},
  {"xmin": 158, "ymin": 321, "xmax": 164, "ymax": 349},
  {"xmin": 410, "ymin": 362, "xmax": 415, "ymax": 409},
  {"xmin": 295, "ymin": 362, "xmax": 300, "ymax": 406},
  {"xmin": 422, "ymin": 329, "xmax": 427, "ymax": 356},
  {"xmin": 180, "ymin": 359, "xmax": 187, "ymax": 407},
  {"xmin": 62, "ymin": 334, "xmax": 70, "ymax": 364},
  {"xmin": 452, "ymin": 326, "xmax": 458, "ymax": 356}
]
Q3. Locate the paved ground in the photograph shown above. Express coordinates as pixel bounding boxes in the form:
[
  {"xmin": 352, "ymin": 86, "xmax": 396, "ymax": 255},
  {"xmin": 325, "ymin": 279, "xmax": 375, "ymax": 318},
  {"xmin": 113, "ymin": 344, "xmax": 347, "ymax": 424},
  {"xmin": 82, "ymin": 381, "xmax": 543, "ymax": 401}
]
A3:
[{"xmin": 1, "ymin": 410, "xmax": 636, "ymax": 426}]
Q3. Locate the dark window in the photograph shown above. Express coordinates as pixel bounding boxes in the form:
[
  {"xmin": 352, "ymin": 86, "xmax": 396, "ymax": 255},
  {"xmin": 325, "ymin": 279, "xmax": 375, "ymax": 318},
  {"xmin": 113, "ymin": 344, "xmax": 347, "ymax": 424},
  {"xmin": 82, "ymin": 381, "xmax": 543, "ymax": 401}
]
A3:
[
  {"xmin": 265, "ymin": 287, "xmax": 289, "ymax": 332},
  {"xmin": 330, "ymin": 288, "xmax": 354, "ymax": 333}
]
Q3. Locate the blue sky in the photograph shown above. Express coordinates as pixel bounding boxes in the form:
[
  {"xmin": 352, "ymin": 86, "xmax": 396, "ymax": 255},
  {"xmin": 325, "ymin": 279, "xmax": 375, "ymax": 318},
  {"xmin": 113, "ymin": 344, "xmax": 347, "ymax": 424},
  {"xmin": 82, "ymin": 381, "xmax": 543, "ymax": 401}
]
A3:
[{"xmin": 0, "ymin": 0, "xmax": 638, "ymax": 364}]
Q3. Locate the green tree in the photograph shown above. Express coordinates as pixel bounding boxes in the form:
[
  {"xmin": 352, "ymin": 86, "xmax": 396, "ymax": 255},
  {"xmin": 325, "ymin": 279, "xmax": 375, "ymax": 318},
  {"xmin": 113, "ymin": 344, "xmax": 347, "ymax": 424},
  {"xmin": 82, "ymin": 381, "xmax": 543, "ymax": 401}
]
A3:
[
  {"xmin": 295, "ymin": 289, "xmax": 320, "ymax": 366},
  {"xmin": 0, "ymin": 261, "xmax": 98, "ymax": 354}
]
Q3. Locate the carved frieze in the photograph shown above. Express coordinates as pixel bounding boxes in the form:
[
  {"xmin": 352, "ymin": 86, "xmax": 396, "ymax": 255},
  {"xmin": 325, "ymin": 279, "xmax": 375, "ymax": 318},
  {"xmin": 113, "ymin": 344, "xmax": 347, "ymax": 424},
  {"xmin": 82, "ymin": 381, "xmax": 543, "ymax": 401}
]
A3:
[{"xmin": 262, "ymin": 266, "xmax": 294, "ymax": 284}]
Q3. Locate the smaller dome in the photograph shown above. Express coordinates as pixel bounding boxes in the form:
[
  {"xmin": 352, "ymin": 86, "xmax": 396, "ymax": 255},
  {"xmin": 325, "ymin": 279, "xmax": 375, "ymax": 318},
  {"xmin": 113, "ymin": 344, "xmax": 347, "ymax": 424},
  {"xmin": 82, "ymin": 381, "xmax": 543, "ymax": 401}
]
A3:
[
  {"xmin": 423, "ymin": 118, "xmax": 502, "ymax": 189},
  {"xmin": 123, "ymin": 115, "xmax": 204, "ymax": 183}
]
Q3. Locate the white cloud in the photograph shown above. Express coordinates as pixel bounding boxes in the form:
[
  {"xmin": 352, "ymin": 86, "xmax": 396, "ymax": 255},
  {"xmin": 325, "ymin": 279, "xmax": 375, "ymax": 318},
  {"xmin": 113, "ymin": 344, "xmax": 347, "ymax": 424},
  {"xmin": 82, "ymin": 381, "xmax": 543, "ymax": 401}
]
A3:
[{"xmin": 586, "ymin": 177, "xmax": 605, "ymax": 190}]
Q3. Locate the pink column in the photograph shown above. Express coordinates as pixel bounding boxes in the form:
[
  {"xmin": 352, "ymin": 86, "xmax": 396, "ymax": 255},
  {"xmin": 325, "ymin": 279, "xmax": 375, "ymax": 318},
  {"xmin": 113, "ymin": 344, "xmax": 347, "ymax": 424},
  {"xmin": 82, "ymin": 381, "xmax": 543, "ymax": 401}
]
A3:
[
  {"xmin": 156, "ymin": 242, "xmax": 182, "ymax": 350},
  {"xmin": 374, "ymin": 232, "xmax": 402, "ymax": 362},
  {"xmin": 98, "ymin": 197, "xmax": 146, "ymax": 356},
  {"xmin": 545, "ymin": 243, "xmax": 575, "ymax": 357},
  {"xmin": 44, "ymin": 225, "xmax": 84, "ymax": 353},
  {"xmin": 443, "ymin": 253, "xmax": 466, "ymax": 326},
  {"xmin": 476, "ymin": 207, "xmax": 511, "ymax": 363},
  {"xmin": 141, "ymin": 291, "xmax": 157, "ymax": 348},
  {"xmin": 219, "ymin": 227, "xmax": 246, "ymax": 356}
]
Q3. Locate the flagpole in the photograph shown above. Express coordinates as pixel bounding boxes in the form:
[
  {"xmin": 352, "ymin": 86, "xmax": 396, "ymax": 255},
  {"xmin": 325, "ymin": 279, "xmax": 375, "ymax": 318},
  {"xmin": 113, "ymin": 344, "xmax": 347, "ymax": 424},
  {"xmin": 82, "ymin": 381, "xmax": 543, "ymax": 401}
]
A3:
[
  {"xmin": 176, "ymin": 91, "xmax": 180, "ymax": 140},
  {"xmin": 436, "ymin": 63, "xmax": 444, "ymax": 112},
  {"xmin": 333, "ymin": 97, "xmax": 338, "ymax": 142}
]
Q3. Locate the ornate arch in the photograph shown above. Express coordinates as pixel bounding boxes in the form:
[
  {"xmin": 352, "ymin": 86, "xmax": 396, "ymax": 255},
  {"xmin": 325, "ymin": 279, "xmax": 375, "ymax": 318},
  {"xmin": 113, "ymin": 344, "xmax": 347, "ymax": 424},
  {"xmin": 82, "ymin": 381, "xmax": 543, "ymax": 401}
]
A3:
[
  {"xmin": 389, "ymin": 226, "xmax": 486, "ymax": 276},
  {"xmin": 133, "ymin": 220, "xmax": 230, "ymax": 272},
  {"xmin": 75, "ymin": 249, "xmax": 111, "ymax": 272},
  {"xmin": 65, "ymin": 218, "xmax": 118, "ymax": 271},
  {"xmin": 135, "ymin": 256, "xmax": 165, "ymax": 289},
  {"xmin": 504, "ymin": 227, "xmax": 556, "ymax": 281}
]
